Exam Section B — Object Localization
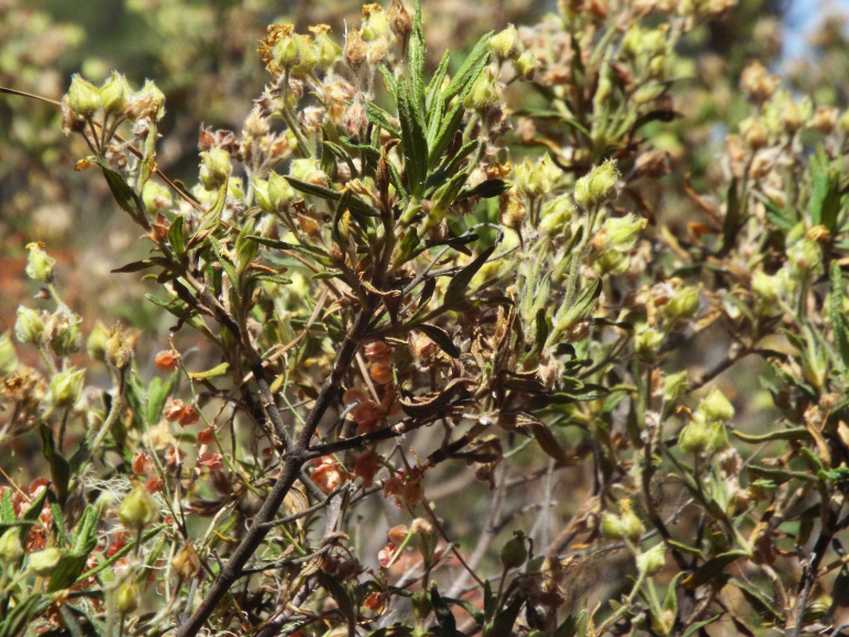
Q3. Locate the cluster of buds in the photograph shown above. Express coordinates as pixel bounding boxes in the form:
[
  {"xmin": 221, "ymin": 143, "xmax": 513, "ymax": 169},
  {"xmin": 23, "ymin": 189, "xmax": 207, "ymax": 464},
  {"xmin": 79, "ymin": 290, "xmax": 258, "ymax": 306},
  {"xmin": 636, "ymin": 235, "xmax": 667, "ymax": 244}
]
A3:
[
  {"xmin": 591, "ymin": 212, "xmax": 648, "ymax": 275},
  {"xmin": 574, "ymin": 159, "xmax": 619, "ymax": 208},
  {"xmin": 600, "ymin": 498, "xmax": 645, "ymax": 540},
  {"xmin": 678, "ymin": 388, "xmax": 735, "ymax": 455},
  {"xmin": 513, "ymin": 155, "xmax": 563, "ymax": 200},
  {"xmin": 63, "ymin": 72, "xmax": 164, "ymax": 132}
]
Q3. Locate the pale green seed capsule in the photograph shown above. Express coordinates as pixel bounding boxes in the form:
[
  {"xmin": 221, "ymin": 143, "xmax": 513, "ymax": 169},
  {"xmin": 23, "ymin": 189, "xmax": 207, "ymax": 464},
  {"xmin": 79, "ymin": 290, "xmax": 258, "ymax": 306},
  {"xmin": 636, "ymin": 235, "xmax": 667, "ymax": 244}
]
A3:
[
  {"xmin": 14, "ymin": 306, "xmax": 45, "ymax": 345},
  {"xmin": 99, "ymin": 71, "xmax": 130, "ymax": 115},
  {"xmin": 67, "ymin": 74, "xmax": 101, "ymax": 117},
  {"xmin": 29, "ymin": 547, "xmax": 63, "ymax": 576},
  {"xmin": 0, "ymin": 528, "xmax": 23, "ymax": 562},
  {"xmin": 119, "ymin": 486, "xmax": 158, "ymax": 530},
  {"xmin": 699, "ymin": 389, "xmax": 735, "ymax": 422},
  {"xmin": 636, "ymin": 543, "xmax": 666, "ymax": 576},
  {"xmin": 49, "ymin": 367, "xmax": 86, "ymax": 408},
  {"xmin": 490, "ymin": 24, "xmax": 520, "ymax": 60},
  {"xmin": 199, "ymin": 148, "xmax": 232, "ymax": 191},
  {"xmin": 24, "ymin": 243, "xmax": 55, "ymax": 283}
]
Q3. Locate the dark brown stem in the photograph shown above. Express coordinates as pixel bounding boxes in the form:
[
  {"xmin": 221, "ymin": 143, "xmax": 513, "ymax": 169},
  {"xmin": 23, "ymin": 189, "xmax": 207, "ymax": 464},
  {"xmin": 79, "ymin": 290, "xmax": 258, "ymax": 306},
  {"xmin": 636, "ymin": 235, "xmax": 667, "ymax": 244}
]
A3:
[{"xmin": 175, "ymin": 305, "xmax": 373, "ymax": 637}]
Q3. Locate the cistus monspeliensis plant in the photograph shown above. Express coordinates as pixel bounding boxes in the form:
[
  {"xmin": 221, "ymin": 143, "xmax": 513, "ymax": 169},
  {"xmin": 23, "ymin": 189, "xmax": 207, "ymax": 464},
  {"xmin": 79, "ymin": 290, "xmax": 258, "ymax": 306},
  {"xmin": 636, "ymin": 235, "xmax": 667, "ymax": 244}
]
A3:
[{"xmin": 3, "ymin": 0, "xmax": 849, "ymax": 635}]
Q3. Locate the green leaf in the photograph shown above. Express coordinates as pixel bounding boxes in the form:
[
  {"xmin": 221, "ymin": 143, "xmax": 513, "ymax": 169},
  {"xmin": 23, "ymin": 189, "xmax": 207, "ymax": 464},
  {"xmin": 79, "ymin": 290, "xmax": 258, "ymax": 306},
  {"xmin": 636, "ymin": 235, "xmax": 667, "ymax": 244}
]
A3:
[
  {"xmin": 684, "ymin": 549, "xmax": 749, "ymax": 589},
  {"xmin": 38, "ymin": 423, "xmax": 70, "ymax": 505},
  {"xmin": 0, "ymin": 489, "xmax": 14, "ymax": 524},
  {"xmin": 809, "ymin": 145, "xmax": 842, "ymax": 231},
  {"xmin": 830, "ymin": 261, "xmax": 849, "ymax": 373},
  {"xmin": 681, "ymin": 615, "xmax": 721, "ymax": 637},
  {"xmin": 732, "ymin": 426, "xmax": 810, "ymax": 443},
  {"xmin": 416, "ymin": 324, "xmax": 461, "ymax": 358},
  {"xmin": 458, "ymin": 179, "xmax": 509, "ymax": 201},
  {"xmin": 188, "ymin": 361, "xmax": 230, "ymax": 380},
  {"xmin": 98, "ymin": 162, "xmax": 149, "ymax": 230},
  {"xmin": 721, "ymin": 177, "xmax": 743, "ymax": 255},
  {"xmin": 146, "ymin": 372, "xmax": 178, "ymax": 425},
  {"xmin": 398, "ymin": 81, "xmax": 429, "ymax": 195},
  {"xmin": 366, "ymin": 102, "xmax": 400, "ymax": 137},
  {"xmin": 169, "ymin": 215, "xmax": 186, "ymax": 255},
  {"xmin": 430, "ymin": 586, "xmax": 461, "ymax": 636},
  {"xmin": 285, "ymin": 176, "xmax": 379, "ymax": 218},
  {"xmin": 441, "ymin": 32, "xmax": 493, "ymax": 104},
  {"xmin": 444, "ymin": 243, "xmax": 497, "ymax": 307},
  {"xmin": 484, "ymin": 594, "xmax": 524, "ymax": 637}
]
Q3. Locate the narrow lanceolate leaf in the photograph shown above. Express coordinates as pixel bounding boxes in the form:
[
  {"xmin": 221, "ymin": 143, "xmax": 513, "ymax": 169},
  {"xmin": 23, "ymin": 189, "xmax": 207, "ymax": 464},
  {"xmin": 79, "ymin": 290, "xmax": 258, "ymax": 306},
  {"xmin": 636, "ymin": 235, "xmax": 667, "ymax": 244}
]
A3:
[
  {"xmin": 398, "ymin": 81, "xmax": 429, "ymax": 195},
  {"xmin": 188, "ymin": 361, "xmax": 230, "ymax": 380},
  {"xmin": 98, "ymin": 161, "xmax": 150, "ymax": 230},
  {"xmin": 830, "ymin": 261, "xmax": 849, "ymax": 372},
  {"xmin": 441, "ymin": 31, "xmax": 493, "ymax": 104},
  {"xmin": 285, "ymin": 176, "xmax": 380, "ymax": 218},
  {"xmin": 720, "ymin": 177, "xmax": 743, "ymax": 255},
  {"xmin": 416, "ymin": 324, "xmax": 461, "ymax": 358},
  {"xmin": 366, "ymin": 102, "xmax": 401, "ymax": 137},
  {"xmin": 408, "ymin": 0, "xmax": 426, "ymax": 118},
  {"xmin": 810, "ymin": 145, "xmax": 842, "ymax": 231},
  {"xmin": 443, "ymin": 243, "xmax": 497, "ymax": 307}
]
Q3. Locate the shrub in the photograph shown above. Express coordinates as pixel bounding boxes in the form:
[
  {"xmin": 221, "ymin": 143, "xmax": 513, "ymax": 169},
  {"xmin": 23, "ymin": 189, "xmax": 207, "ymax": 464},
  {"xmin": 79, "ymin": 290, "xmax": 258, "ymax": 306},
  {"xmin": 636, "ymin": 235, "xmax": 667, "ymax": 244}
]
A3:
[{"xmin": 2, "ymin": 1, "xmax": 849, "ymax": 636}]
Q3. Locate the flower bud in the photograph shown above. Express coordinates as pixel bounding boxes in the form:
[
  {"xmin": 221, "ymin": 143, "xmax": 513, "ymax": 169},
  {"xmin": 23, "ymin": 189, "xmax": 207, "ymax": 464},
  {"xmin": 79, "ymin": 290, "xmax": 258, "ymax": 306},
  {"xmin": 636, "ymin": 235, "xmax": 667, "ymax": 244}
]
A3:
[
  {"xmin": 515, "ymin": 50, "xmax": 538, "ymax": 78},
  {"xmin": 662, "ymin": 370, "xmax": 689, "ymax": 402},
  {"xmin": 268, "ymin": 171, "xmax": 296, "ymax": 208},
  {"xmin": 636, "ymin": 543, "xmax": 666, "ymax": 576},
  {"xmin": 361, "ymin": 3, "xmax": 393, "ymax": 42},
  {"xmin": 464, "ymin": 69, "xmax": 499, "ymax": 111},
  {"xmin": 310, "ymin": 25, "xmax": 341, "ymax": 70},
  {"xmin": 344, "ymin": 28, "xmax": 367, "ymax": 68},
  {"xmin": 500, "ymin": 531, "xmax": 527, "ymax": 570},
  {"xmin": 49, "ymin": 367, "xmax": 85, "ymax": 408},
  {"xmin": 538, "ymin": 194, "xmax": 574, "ymax": 235},
  {"xmin": 29, "ymin": 547, "xmax": 63, "ymax": 576},
  {"xmin": 740, "ymin": 61, "xmax": 779, "ymax": 102},
  {"xmin": 25, "ymin": 242, "xmax": 55, "ymax": 283},
  {"xmin": 87, "ymin": 320, "xmax": 110, "ymax": 361},
  {"xmin": 699, "ymin": 389, "xmax": 735, "ymax": 422},
  {"xmin": 513, "ymin": 155, "xmax": 562, "ymax": 198},
  {"xmin": 662, "ymin": 285, "xmax": 700, "ymax": 322},
  {"xmin": 289, "ymin": 159, "xmax": 328, "ymax": 186},
  {"xmin": 490, "ymin": 24, "xmax": 520, "ymax": 60},
  {"xmin": 105, "ymin": 326, "xmax": 134, "ymax": 369},
  {"xmin": 788, "ymin": 237, "xmax": 822, "ymax": 276},
  {"xmin": 199, "ymin": 148, "xmax": 232, "ymax": 191},
  {"xmin": 172, "ymin": 544, "xmax": 201, "ymax": 578},
  {"xmin": 0, "ymin": 528, "xmax": 23, "ymax": 562},
  {"xmin": 127, "ymin": 79, "xmax": 165, "ymax": 120},
  {"xmin": 574, "ymin": 159, "xmax": 619, "ymax": 207},
  {"xmin": 99, "ymin": 71, "xmax": 130, "ymax": 115},
  {"xmin": 600, "ymin": 511, "xmax": 625, "ymax": 539},
  {"xmin": 618, "ymin": 500, "xmax": 645, "ymax": 540},
  {"xmin": 67, "ymin": 74, "xmax": 101, "ymax": 117},
  {"xmin": 679, "ymin": 413, "xmax": 727, "ymax": 455},
  {"xmin": 15, "ymin": 306, "xmax": 45, "ymax": 345},
  {"xmin": 388, "ymin": 0, "xmax": 412, "ymax": 42},
  {"xmin": 142, "ymin": 180, "xmax": 173, "ymax": 212},
  {"xmin": 291, "ymin": 34, "xmax": 319, "ymax": 77},
  {"xmin": 119, "ymin": 486, "xmax": 158, "ymax": 530},
  {"xmin": 0, "ymin": 332, "xmax": 17, "ymax": 375},
  {"xmin": 634, "ymin": 323, "xmax": 664, "ymax": 358},
  {"xmin": 751, "ymin": 269, "xmax": 782, "ymax": 303},
  {"xmin": 45, "ymin": 310, "xmax": 82, "ymax": 357},
  {"xmin": 116, "ymin": 581, "xmax": 140, "ymax": 613}
]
